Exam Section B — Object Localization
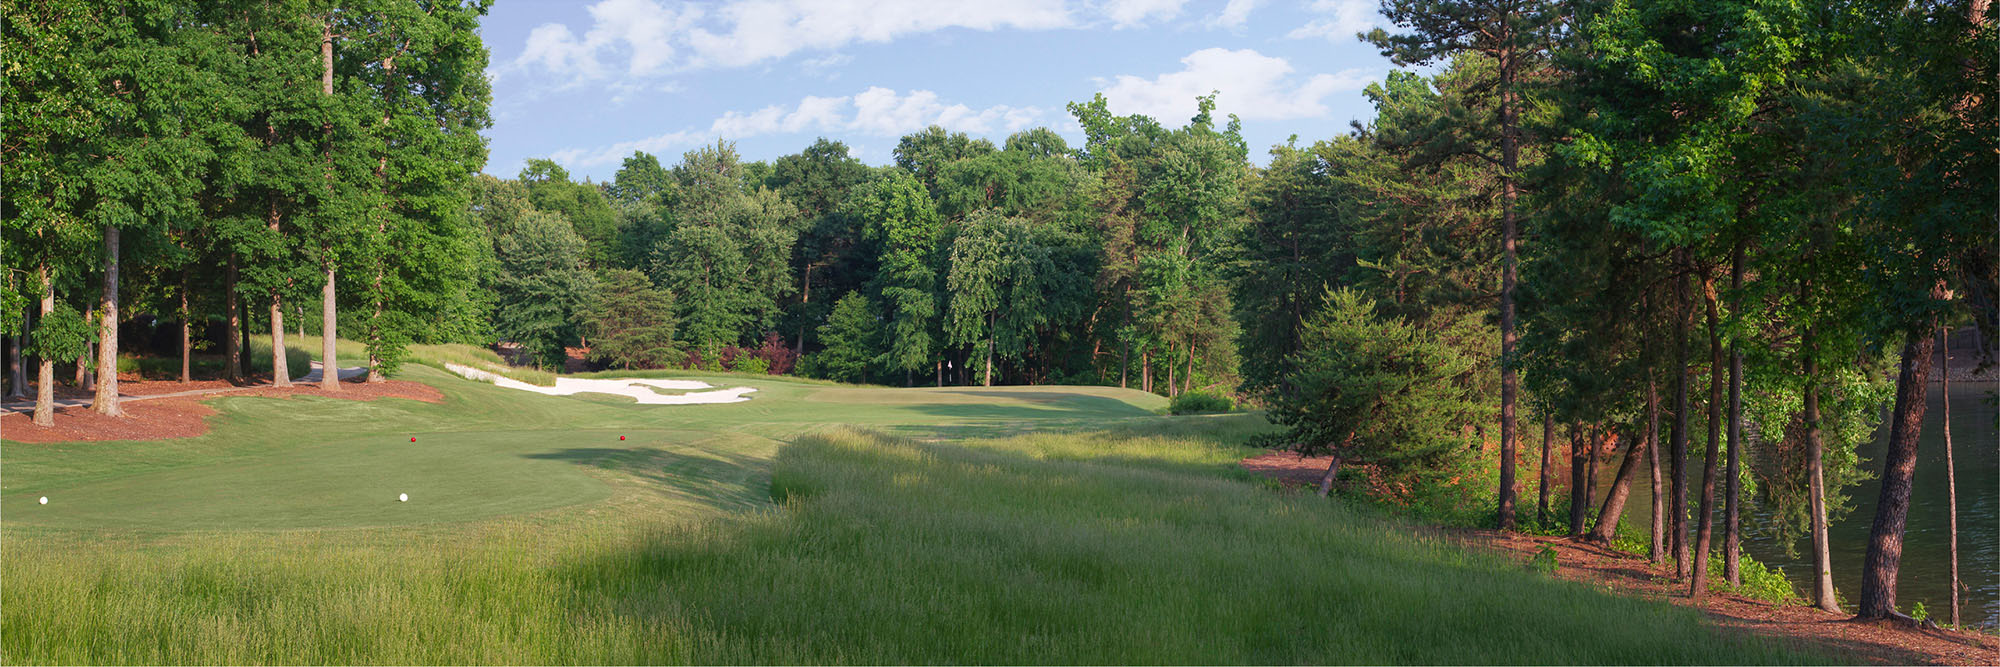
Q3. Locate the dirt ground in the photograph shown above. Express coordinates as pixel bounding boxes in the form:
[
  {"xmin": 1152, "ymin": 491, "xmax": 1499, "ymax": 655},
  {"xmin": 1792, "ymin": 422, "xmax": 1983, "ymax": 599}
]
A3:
[
  {"xmin": 1, "ymin": 375, "xmax": 441, "ymax": 443},
  {"xmin": 1240, "ymin": 450, "xmax": 2000, "ymax": 666}
]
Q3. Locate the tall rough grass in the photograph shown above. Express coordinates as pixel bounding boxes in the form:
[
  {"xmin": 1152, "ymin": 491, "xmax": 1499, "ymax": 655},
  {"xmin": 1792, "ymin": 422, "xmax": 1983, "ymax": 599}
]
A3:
[{"xmin": 2, "ymin": 426, "xmax": 1833, "ymax": 664}]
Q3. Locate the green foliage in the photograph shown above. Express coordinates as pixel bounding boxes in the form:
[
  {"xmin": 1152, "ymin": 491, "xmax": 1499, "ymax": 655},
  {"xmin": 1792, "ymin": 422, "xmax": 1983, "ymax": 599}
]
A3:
[
  {"xmin": 1168, "ymin": 390, "xmax": 1233, "ymax": 415},
  {"xmin": 851, "ymin": 171, "xmax": 941, "ymax": 377},
  {"xmin": 1271, "ymin": 288, "xmax": 1486, "ymax": 488},
  {"xmin": 805, "ymin": 291, "xmax": 881, "ymax": 384},
  {"xmin": 1530, "ymin": 544, "xmax": 1559, "ymax": 575},
  {"xmin": 731, "ymin": 356, "xmax": 769, "ymax": 376},
  {"xmin": 584, "ymin": 269, "xmax": 679, "ymax": 370},
  {"xmin": 1911, "ymin": 601, "xmax": 1929, "ymax": 624},
  {"xmin": 25, "ymin": 303, "xmax": 93, "ymax": 365},
  {"xmin": 492, "ymin": 210, "xmax": 598, "ymax": 368}
]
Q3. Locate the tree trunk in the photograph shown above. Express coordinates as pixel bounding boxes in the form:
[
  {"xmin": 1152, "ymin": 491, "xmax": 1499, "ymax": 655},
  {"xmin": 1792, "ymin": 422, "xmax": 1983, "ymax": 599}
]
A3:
[
  {"xmin": 321, "ymin": 266, "xmax": 340, "ymax": 391},
  {"xmin": 93, "ymin": 226, "xmax": 123, "ymax": 417},
  {"xmin": 1316, "ymin": 444, "xmax": 1347, "ymax": 498},
  {"xmin": 1585, "ymin": 429, "xmax": 1603, "ymax": 511},
  {"xmin": 1496, "ymin": 40, "xmax": 1522, "ymax": 534},
  {"xmin": 179, "ymin": 282, "xmax": 191, "ymax": 383},
  {"xmin": 983, "ymin": 341, "xmax": 993, "ymax": 387},
  {"xmin": 796, "ymin": 263, "xmax": 811, "ymax": 356},
  {"xmin": 1590, "ymin": 425, "xmax": 1644, "ymax": 543},
  {"xmin": 1538, "ymin": 413, "xmax": 1553, "ymax": 526},
  {"xmin": 1691, "ymin": 277, "xmax": 1724, "ymax": 601},
  {"xmin": 78, "ymin": 304, "xmax": 93, "ymax": 389},
  {"xmin": 1940, "ymin": 328, "xmax": 1960, "ymax": 627},
  {"xmin": 1804, "ymin": 324, "xmax": 1840, "ymax": 613},
  {"xmin": 1724, "ymin": 247, "xmax": 1745, "ymax": 587},
  {"xmin": 1569, "ymin": 423, "xmax": 1587, "ymax": 537},
  {"xmin": 271, "ymin": 295, "xmax": 291, "ymax": 387},
  {"xmin": 225, "ymin": 255, "xmax": 243, "ymax": 383},
  {"xmin": 1670, "ymin": 267, "xmax": 1691, "ymax": 578},
  {"xmin": 1166, "ymin": 346, "xmax": 1177, "ymax": 398},
  {"xmin": 1184, "ymin": 334, "xmax": 1196, "ymax": 396},
  {"xmin": 1119, "ymin": 338, "xmax": 1128, "ymax": 389},
  {"xmin": 33, "ymin": 264, "xmax": 55, "ymax": 427},
  {"xmin": 1857, "ymin": 326, "xmax": 1935, "ymax": 619},
  {"xmin": 1647, "ymin": 377, "xmax": 1664, "ymax": 564},
  {"xmin": 1142, "ymin": 350, "xmax": 1151, "ymax": 393}
]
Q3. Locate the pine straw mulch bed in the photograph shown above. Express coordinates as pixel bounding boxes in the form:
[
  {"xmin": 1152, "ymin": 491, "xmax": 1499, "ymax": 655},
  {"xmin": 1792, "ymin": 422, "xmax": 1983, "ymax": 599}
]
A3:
[
  {"xmin": 1, "ymin": 375, "xmax": 442, "ymax": 443},
  {"xmin": 1239, "ymin": 450, "xmax": 1999, "ymax": 666}
]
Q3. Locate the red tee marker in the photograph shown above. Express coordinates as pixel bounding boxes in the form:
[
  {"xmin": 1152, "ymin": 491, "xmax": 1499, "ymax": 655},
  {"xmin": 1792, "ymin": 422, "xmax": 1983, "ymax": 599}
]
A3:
[
  {"xmin": 619, "ymin": 435, "xmax": 626, "ymax": 441},
  {"xmin": 410, "ymin": 437, "xmax": 417, "ymax": 442}
]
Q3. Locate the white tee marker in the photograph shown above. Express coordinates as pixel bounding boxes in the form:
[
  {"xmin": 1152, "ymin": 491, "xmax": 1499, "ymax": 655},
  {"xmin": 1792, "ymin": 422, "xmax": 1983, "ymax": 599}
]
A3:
[
  {"xmin": 38, "ymin": 496, "xmax": 48, "ymax": 505},
  {"xmin": 398, "ymin": 493, "xmax": 408, "ymax": 502}
]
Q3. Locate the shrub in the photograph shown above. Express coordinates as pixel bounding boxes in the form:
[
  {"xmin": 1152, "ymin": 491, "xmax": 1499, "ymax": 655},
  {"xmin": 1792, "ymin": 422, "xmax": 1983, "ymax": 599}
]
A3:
[
  {"xmin": 1530, "ymin": 543, "xmax": 1560, "ymax": 575},
  {"xmin": 1169, "ymin": 390, "xmax": 1233, "ymax": 415},
  {"xmin": 732, "ymin": 356, "xmax": 770, "ymax": 375}
]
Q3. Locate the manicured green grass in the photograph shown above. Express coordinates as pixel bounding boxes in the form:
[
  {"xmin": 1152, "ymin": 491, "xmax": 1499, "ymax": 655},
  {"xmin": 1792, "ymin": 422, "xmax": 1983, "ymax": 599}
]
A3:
[{"xmin": 1, "ymin": 359, "xmax": 1837, "ymax": 664}]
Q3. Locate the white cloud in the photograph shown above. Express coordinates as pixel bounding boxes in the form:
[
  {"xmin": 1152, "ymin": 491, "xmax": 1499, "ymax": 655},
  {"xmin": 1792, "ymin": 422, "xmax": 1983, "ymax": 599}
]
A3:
[
  {"xmin": 549, "ymin": 88, "xmax": 1044, "ymax": 168},
  {"xmin": 1287, "ymin": 0, "xmax": 1382, "ymax": 41},
  {"xmin": 1204, "ymin": 0, "xmax": 1260, "ymax": 29},
  {"xmin": 1097, "ymin": 48, "xmax": 1377, "ymax": 123},
  {"xmin": 517, "ymin": 0, "xmax": 1076, "ymax": 81},
  {"xmin": 1097, "ymin": 0, "xmax": 1187, "ymax": 28}
]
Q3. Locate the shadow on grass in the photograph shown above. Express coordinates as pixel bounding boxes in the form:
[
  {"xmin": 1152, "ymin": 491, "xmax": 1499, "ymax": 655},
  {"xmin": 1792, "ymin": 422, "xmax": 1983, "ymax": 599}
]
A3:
[{"xmin": 522, "ymin": 446, "xmax": 772, "ymax": 513}]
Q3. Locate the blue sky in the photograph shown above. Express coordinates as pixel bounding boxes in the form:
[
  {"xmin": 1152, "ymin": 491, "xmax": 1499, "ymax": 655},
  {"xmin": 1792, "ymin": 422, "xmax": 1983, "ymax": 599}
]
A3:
[{"xmin": 479, "ymin": 0, "xmax": 1401, "ymax": 181}]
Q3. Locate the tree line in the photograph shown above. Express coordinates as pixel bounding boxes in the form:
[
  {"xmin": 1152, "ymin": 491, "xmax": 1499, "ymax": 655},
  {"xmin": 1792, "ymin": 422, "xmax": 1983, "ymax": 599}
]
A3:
[{"xmin": 4, "ymin": 0, "xmax": 1992, "ymax": 627}]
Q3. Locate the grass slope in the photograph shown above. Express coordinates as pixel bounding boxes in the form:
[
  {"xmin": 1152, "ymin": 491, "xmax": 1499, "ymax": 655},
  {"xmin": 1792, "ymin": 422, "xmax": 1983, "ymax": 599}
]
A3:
[{"xmin": 1, "ymin": 360, "xmax": 1832, "ymax": 663}]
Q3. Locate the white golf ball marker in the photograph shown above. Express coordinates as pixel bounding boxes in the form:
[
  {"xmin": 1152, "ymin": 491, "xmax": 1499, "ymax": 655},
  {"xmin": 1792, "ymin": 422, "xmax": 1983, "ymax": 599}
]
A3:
[
  {"xmin": 398, "ymin": 493, "xmax": 408, "ymax": 502},
  {"xmin": 38, "ymin": 496, "xmax": 48, "ymax": 505}
]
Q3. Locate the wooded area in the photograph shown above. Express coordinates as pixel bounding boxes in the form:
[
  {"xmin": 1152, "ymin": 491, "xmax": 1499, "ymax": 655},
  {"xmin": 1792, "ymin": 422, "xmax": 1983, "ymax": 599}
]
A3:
[{"xmin": 3, "ymin": 0, "xmax": 1992, "ymax": 626}]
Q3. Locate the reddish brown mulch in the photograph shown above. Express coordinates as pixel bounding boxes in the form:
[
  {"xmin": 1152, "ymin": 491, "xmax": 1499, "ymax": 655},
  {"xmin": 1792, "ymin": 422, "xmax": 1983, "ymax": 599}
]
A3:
[
  {"xmin": 1239, "ymin": 450, "xmax": 2000, "ymax": 666},
  {"xmin": 1, "ymin": 377, "xmax": 442, "ymax": 444}
]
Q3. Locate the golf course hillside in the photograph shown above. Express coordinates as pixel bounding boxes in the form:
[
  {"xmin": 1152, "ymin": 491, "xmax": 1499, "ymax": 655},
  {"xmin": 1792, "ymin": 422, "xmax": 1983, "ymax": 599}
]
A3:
[{"xmin": 3, "ymin": 364, "xmax": 1825, "ymax": 664}]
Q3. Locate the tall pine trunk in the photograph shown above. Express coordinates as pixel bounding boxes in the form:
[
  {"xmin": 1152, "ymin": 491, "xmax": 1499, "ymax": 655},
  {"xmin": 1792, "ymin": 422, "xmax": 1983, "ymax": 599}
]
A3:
[
  {"xmin": 1568, "ymin": 423, "xmax": 1586, "ymax": 537},
  {"xmin": 1585, "ymin": 428, "xmax": 1602, "ymax": 512},
  {"xmin": 1940, "ymin": 328, "xmax": 1960, "ymax": 627},
  {"xmin": 1670, "ymin": 268, "xmax": 1691, "ymax": 577},
  {"xmin": 321, "ymin": 267, "xmax": 339, "ymax": 391},
  {"xmin": 1690, "ymin": 278, "xmax": 1724, "ymax": 601},
  {"xmin": 1856, "ymin": 325, "xmax": 1934, "ymax": 619},
  {"xmin": 1538, "ymin": 413, "xmax": 1553, "ymax": 526},
  {"xmin": 1804, "ymin": 324, "xmax": 1840, "ymax": 612},
  {"xmin": 1589, "ymin": 423, "xmax": 1644, "ymax": 543},
  {"xmin": 225, "ymin": 255, "xmax": 243, "ymax": 383},
  {"xmin": 1724, "ymin": 248, "xmax": 1745, "ymax": 586},
  {"xmin": 1647, "ymin": 377, "xmax": 1664, "ymax": 565},
  {"xmin": 179, "ymin": 275, "xmax": 191, "ymax": 383},
  {"xmin": 93, "ymin": 226, "xmax": 123, "ymax": 417},
  {"xmin": 1495, "ymin": 42, "xmax": 1521, "ymax": 533},
  {"xmin": 318, "ymin": 20, "xmax": 340, "ymax": 393},
  {"xmin": 33, "ymin": 264, "xmax": 55, "ymax": 427}
]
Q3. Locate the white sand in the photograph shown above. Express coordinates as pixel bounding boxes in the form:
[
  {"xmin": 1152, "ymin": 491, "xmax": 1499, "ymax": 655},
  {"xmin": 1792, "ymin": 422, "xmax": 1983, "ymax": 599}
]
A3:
[{"xmin": 444, "ymin": 364, "xmax": 758, "ymax": 405}]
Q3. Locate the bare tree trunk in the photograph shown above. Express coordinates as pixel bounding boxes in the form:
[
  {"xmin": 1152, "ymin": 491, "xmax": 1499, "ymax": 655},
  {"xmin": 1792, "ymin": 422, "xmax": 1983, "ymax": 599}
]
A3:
[
  {"xmin": 1671, "ymin": 268, "xmax": 1691, "ymax": 578},
  {"xmin": 1119, "ymin": 338, "xmax": 1128, "ymax": 389},
  {"xmin": 1940, "ymin": 328, "xmax": 1960, "ymax": 627},
  {"xmin": 1590, "ymin": 424, "xmax": 1644, "ymax": 543},
  {"xmin": 1496, "ymin": 42, "xmax": 1521, "ymax": 534},
  {"xmin": 225, "ymin": 255, "xmax": 243, "ymax": 383},
  {"xmin": 1316, "ymin": 442, "xmax": 1348, "ymax": 498},
  {"xmin": 1691, "ymin": 277, "xmax": 1724, "ymax": 601},
  {"xmin": 1142, "ymin": 350, "xmax": 1151, "ymax": 394},
  {"xmin": 318, "ymin": 22, "xmax": 340, "ymax": 393},
  {"xmin": 1586, "ymin": 428, "xmax": 1603, "ymax": 511},
  {"xmin": 1857, "ymin": 325, "xmax": 1936, "ymax": 619},
  {"xmin": 1538, "ymin": 413, "xmax": 1554, "ymax": 526},
  {"xmin": 1569, "ymin": 423, "xmax": 1587, "ymax": 537},
  {"xmin": 34, "ymin": 264, "xmax": 55, "ymax": 427},
  {"xmin": 271, "ymin": 295, "xmax": 291, "ymax": 387},
  {"xmin": 1647, "ymin": 377, "xmax": 1664, "ymax": 564},
  {"xmin": 179, "ymin": 280, "xmax": 191, "ymax": 383},
  {"xmin": 1724, "ymin": 247, "xmax": 1745, "ymax": 587},
  {"xmin": 1803, "ymin": 324, "xmax": 1840, "ymax": 613},
  {"xmin": 93, "ymin": 226, "xmax": 123, "ymax": 417},
  {"xmin": 321, "ymin": 266, "xmax": 340, "ymax": 391},
  {"xmin": 1184, "ymin": 334, "xmax": 1196, "ymax": 396}
]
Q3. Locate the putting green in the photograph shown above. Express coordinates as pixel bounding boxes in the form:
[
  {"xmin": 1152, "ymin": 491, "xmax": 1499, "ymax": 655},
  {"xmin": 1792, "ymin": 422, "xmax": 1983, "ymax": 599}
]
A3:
[{"xmin": 1, "ymin": 364, "xmax": 1169, "ymax": 533}]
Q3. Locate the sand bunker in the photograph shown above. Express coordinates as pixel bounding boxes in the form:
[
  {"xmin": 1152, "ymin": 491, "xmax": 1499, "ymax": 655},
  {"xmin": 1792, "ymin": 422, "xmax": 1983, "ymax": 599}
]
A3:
[{"xmin": 444, "ymin": 364, "xmax": 758, "ymax": 405}]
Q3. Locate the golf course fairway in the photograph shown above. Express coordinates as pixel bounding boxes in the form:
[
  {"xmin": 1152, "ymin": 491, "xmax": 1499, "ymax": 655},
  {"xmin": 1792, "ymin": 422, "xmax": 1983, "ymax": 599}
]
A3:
[{"xmin": 1, "ymin": 364, "xmax": 1832, "ymax": 664}]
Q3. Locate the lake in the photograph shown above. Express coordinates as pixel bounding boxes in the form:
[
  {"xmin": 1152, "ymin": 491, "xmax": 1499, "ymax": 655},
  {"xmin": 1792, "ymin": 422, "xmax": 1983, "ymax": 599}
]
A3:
[{"xmin": 1589, "ymin": 380, "xmax": 1997, "ymax": 628}]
